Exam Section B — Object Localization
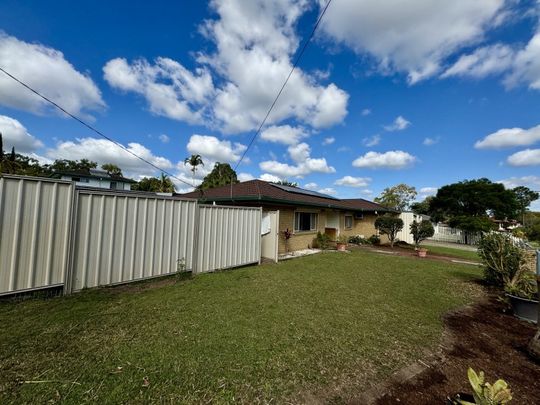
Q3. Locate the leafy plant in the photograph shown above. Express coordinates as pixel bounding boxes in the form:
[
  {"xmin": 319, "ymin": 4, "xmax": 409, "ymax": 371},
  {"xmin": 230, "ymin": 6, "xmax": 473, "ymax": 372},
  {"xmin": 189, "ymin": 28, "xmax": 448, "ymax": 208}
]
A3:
[
  {"xmin": 348, "ymin": 235, "xmax": 367, "ymax": 245},
  {"xmin": 409, "ymin": 219, "xmax": 435, "ymax": 248},
  {"xmin": 316, "ymin": 231, "xmax": 331, "ymax": 251},
  {"xmin": 283, "ymin": 228, "xmax": 292, "ymax": 253},
  {"xmin": 337, "ymin": 234, "xmax": 348, "ymax": 244},
  {"xmin": 477, "ymin": 233, "xmax": 523, "ymax": 288},
  {"xmin": 374, "ymin": 215, "xmax": 404, "ymax": 247},
  {"xmin": 457, "ymin": 368, "xmax": 512, "ymax": 405},
  {"xmin": 367, "ymin": 235, "xmax": 380, "ymax": 245}
]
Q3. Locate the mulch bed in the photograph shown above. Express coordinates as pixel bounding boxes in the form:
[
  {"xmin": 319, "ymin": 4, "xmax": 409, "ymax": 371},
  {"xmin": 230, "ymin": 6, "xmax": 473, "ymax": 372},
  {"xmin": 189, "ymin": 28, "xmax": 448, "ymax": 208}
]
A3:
[{"xmin": 355, "ymin": 295, "xmax": 540, "ymax": 404}]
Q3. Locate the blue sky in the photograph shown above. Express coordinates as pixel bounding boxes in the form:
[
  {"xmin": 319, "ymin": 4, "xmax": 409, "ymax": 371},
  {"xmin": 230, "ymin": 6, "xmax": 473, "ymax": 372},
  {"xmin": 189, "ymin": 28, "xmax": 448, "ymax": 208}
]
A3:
[{"xmin": 1, "ymin": 0, "xmax": 540, "ymax": 208}]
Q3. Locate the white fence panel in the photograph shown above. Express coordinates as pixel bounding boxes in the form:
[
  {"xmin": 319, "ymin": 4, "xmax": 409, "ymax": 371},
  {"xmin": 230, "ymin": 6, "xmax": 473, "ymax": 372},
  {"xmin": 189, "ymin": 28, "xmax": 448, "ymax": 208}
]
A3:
[
  {"xmin": 69, "ymin": 190, "xmax": 197, "ymax": 291},
  {"xmin": 0, "ymin": 175, "xmax": 74, "ymax": 295},
  {"xmin": 428, "ymin": 224, "xmax": 481, "ymax": 245},
  {"xmin": 196, "ymin": 205, "xmax": 261, "ymax": 273}
]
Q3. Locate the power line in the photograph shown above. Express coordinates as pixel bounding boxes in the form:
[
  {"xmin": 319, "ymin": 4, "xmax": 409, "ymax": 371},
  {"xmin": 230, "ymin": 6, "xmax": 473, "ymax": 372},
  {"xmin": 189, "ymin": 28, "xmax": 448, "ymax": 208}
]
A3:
[
  {"xmin": 233, "ymin": 0, "xmax": 334, "ymax": 171},
  {"xmin": 0, "ymin": 66, "xmax": 195, "ymax": 188}
]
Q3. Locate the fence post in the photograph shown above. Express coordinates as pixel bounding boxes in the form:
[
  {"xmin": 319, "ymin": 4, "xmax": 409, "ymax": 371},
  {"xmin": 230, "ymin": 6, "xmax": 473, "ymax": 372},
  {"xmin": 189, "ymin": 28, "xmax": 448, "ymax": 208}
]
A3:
[
  {"xmin": 191, "ymin": 203, "xmax": 201, "ymax": 275},
  {"xmin": 63, "ymin": 186, "xmax": 79, "ymax": 295}
]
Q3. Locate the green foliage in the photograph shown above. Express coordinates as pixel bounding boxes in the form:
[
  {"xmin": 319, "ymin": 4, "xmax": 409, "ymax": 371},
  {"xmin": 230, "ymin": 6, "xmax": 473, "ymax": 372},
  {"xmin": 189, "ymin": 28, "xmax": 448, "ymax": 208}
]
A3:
[
  {"xmin": 337, "ymin": 234, "xmax": 348, "ymax": 244},
  {"xmin": 45, "ymin": 158, "xmax": 97, "ymax": 173},
  {"xmin": 457, "ymin": 368, "xmax": 512, "ymax": 405},
  {"xmin": 428, "ymin": 179, "xmax": 519, "ymax": 229},
  {"xmin": 184, "ymin": 154, "xmax": 204, "ymax": 172},
  {"xmin": 367, "ymin": 234, "xmax": 381, "ymax": 245},
  {"xmin": 374, "ymin": 183, "xmax": 417, "ymax": 211},
  {"xmin": 512, "ymin": 186, "xmax": 539, "ymax": 221},
  {"xmin": 409, "ymin": 220, "xmax": 435, "ymax": 248},
  {"xmin": 133, "ymin": 173, "xmax": 175, "ymax": 193},
  {"xmin": 348, "ymin": 235, "xmax": 369, "ymax": 245},
  {"xmin": 477, "ymin": 233, "xmax": 523, "ymax": 288},
  {"xmin": 101, "ymin": 163, "xmax": 123, "ymax": 176},
  {"xmin": 374, "ymin": 215, "xmax": 404, "ymax": 247},
  {"xmin": 198, "ymin": 162, "xmax": 239, "ymax": 190},
  {"xmin": 524, "ymin": 220, "xmax": 540, "ymax": 242},
  {"xmin": 410, "ymin": 196, "xmax": 433, "ymax": 215},
  {"xmin": 316, "ymin": 231, "xmax": 331, "ymax": 250}
]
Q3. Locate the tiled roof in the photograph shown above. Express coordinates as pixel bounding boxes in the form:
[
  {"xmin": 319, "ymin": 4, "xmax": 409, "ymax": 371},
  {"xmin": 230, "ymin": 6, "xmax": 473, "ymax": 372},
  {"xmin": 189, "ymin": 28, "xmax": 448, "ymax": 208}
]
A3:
[{"xmin": 180, "ymin": 180, "xmax": 391, "ymax": 212}]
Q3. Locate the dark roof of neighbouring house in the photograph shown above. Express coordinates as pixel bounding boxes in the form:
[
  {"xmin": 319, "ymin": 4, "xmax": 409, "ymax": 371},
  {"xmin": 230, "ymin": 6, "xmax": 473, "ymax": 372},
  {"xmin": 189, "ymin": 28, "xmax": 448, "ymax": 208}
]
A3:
[
  {"xmin": 179, "ymin": 180, "xmax": 392, "ymax": 212},
  {"xmin": 50, "ymin": 168, "xmax": 137, "ymax": 183}
]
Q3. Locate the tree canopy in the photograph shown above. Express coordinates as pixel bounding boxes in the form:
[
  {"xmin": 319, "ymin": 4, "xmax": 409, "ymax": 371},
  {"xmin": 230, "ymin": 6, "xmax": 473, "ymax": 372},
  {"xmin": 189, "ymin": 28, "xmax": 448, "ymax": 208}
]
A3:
[
  {"xmin": 274, "ymin": 180, "xmax": 298, "ymax": 187},
  {"xmin": 101, "ymin": 163, "xmax": 123, "ymax": 176},
  {"xmin": 198, "ymin": 162, "xmax": 239, "ymax": 190},
  {"xmin": 132, "ymin": 173, "xmax": 175, "ymax": 193},
  {"xmin": 374, "ymin": 184, "xmax": 417, "ymax": 211},
  {"xmin": 512, "ymin": 186, "xmax": 539, "ymax": 223},
  {"xmin": 427, "ymin": 178, "xmax": 519, "ymax": 232},
  {"xmin": 374, "ymin": 215, "xmax": 404, "ymax": 247}
]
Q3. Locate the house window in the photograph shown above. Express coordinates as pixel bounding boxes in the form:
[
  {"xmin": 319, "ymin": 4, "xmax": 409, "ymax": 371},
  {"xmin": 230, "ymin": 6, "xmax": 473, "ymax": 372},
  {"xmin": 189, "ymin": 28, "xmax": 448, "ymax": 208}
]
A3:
[
  {"xmin": 71, "ymin": 176, "xmax": 81, "ymax": 182},
  {"xmin": 110, "ymin": 182, "xmax": 117, "ymax": 190},
  {"xmin": 345, "ymin": 215, "xmax": 353, "ymax": 229},
  {"xmin": 294, "ymin": 212, "xmax": 317, "ymax": 232}
]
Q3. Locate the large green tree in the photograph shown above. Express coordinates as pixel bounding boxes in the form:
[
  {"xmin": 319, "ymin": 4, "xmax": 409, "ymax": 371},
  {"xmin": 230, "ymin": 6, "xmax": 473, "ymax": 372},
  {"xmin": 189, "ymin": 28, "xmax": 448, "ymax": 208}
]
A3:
[
  {"xmin": 44, "ymin": 159, "xmax": 98, "ymax": 173},
  {"xmin": 374, "ymin": 184, "xmax": 417, "ymax": 211},
  {"xmin": 374, "ymin": 215, "xmax": 404, "ymax": 248},
  {"xmin": 274, "ymin": 180, "xmax": 298, "ymax": 187},
  {"xmin": 428, "ymin": 178, "xmax": 519, "ymax": 232},
  {"xmin": 410, "ymin": 196, "xmax": 434, "ymax": 215},
  {"xmin": 512, "ymin": 186, "xmax": 539, "ymax": 224},
  {"xmin": 198, "ymin": 162, "xmax": 239, "ymax": 190},
  {"xmin": 101, "ymin": 163, "xmax": 123, "ymax": 176}
]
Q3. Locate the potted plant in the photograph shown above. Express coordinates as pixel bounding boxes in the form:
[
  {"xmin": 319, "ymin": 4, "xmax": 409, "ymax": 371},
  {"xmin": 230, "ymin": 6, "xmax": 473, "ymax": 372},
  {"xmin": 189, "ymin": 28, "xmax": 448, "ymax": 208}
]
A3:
[
  {"xmin": 505, "ymin": 268, "xmax": 538, "ymax": 323},
  {"xmin": 447, "ymin": 368, "xmax": 512, "ymax": 404},
  {"xmin": 409, "ymin": 219, "xmax": 434, "ymax": 257},
  {"xmin": 336, "ymin": 234, "xmax": 348, "ymax": 251}
]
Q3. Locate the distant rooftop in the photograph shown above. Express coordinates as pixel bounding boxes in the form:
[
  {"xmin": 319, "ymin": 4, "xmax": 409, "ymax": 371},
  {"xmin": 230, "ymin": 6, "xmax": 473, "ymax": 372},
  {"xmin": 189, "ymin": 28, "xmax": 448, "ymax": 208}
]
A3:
[{"xmin": 51, "ymin": 168, "xmax": 136, "ymax": 183}]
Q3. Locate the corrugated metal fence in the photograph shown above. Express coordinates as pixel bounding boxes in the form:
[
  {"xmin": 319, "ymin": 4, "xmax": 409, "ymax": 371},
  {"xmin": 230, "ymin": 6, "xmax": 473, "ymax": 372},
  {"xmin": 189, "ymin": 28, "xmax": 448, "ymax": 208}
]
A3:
[
  {"xmin": 196, "ymin": 205, "xmax": 261, "ymax": 273},
  {"xmin": 0, "ymin": 176, "xmax": 75, "ymax": 295},
  {"xmin": 0, "ymin": 175, "xmax": 262, "ymax": 295}
]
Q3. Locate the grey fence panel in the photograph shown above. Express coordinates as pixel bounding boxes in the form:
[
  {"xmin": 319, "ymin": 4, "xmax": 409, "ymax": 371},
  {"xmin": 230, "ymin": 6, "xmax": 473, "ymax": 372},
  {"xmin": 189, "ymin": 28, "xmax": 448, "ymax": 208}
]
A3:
[
  {"xmin": 0, "ymin": 175, "xmax": 74, "ymax": 295},
  {"xmin": 196, "ymin": 205, "xmax": 261, "ymax": 273},
  {"xmin": 70, "ymin": 190, "xmax": 197, "ymax": 291}
]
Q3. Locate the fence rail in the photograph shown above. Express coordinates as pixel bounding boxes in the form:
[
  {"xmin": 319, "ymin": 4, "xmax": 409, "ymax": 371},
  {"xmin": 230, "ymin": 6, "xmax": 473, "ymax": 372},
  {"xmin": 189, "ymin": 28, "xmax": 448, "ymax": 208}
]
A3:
[
  {"xmin": 0, "ymin": 175, "xmax": 262, "ymax": 295},
  {"xmin": 428, "ymin": 224, "xmax": 482, "ymax": 245}
]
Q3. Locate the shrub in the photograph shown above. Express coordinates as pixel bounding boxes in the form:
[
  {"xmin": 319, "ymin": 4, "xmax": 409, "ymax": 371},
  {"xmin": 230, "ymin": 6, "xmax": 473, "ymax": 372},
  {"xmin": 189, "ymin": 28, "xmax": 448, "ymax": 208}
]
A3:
[
  {"xmin": 374, "ymin": 215, "xmax": 404, "ymax": 247},
  {"xmin": 337, "ymin": 234, "xmax": 348, "ymax": 244},
  {"xmin": 316, "ymin": 232, "xmax": 331, "ymax": 250},
  {"xmin": 367, "ymin": 235, "xmax": 380, "ymax": 245},
  {"xmin": 409, "ymin": 220, "xmax": 435, "ymax": 248},
  {"xmin": 524, "ymin": 221, "xmax": 540, "ymax": 242},
  {"xmin": 477, "ymin": 233, "xmax": 523, "ymax": 288},
  {"xmin": 348, "ymin": 235, "xmax": 368, "ymax": 245}
]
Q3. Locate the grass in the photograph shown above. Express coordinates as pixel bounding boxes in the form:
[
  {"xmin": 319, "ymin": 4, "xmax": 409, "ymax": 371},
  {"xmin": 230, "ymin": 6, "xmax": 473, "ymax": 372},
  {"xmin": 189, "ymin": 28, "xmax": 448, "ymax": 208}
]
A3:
[
  {"xmin": 421, "ymin": 244, "xmax": 480, "ymax": 262},
  {"xmin": 0, "ymin": 250, "xmax": 482, "ymax": 404}
]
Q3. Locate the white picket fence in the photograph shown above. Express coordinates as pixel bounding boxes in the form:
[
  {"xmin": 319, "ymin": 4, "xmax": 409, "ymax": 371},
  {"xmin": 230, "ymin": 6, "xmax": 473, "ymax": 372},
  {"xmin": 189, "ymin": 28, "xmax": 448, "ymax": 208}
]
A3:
[{"xmin": 427, "ymin": 223, "xmax": 482, "ymax": 245}]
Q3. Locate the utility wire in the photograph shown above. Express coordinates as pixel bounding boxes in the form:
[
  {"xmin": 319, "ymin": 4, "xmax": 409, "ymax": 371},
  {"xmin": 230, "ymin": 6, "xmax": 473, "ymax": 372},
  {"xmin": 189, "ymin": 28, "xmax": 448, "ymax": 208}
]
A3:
[
  {"xmin": 0, "ymin": 66, "xmax": 195, "ymax": 188},
  {"xmin": 233, "ymin": 0, "xmax": 334, "ymax": 171}
]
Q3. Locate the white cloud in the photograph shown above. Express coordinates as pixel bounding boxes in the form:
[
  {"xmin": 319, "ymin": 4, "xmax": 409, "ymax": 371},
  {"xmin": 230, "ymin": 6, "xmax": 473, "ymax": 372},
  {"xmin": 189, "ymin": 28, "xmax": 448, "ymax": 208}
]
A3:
[
  {"xmin": 0, "ymin": 115, "xmax": 43, "ymax": 153},
  {"xmin": 360, "ymin": 189, "xmax": 373, "ymax": 196},
  {"xmin": 505, "ymin": 30, "xmax": 540, "ymax": 90},
  {"xmin": 475, "ymin": 124, "xmax": 540, "ymax": 149},
  {"xmin": 259, "ymin": 173, "xmax": 282, "ymax": 183},
  {"xmin": 322, "ymin": 137, "xmax": 335, "ymax": 145},
  {"xmin": 419, "ymin": 187, "xmax": 438, "ymax": 196},
  {"xmin": 238, "ymin": 172, "xmax": 255, "ymax": 182},
  {"xmin": 302, "ymin": 182, "xmax": 336, "ymax": 195},
  {"xmin": 361, "ymin": 108, "xmax": 371, "ymax": 116},
  {"xmin": 304, "ymin": 182, "xmax": 318, "ymax": 190},
  {"xmin": 318, "ymin": 187, "xmax": 336, "ymax": 195},
  {"xmin": 103, "ymin": 57, "xmax": 214, "ymax": 124},
  {"xmin": 260, "ymin": 125, "xmax": 307, "ymax": 145},
  {"xmin": 259, "ymin": 142, "xmax": 335, "ymax": 178},
  {"xmin": 318, "ymin": 0, "xmax": 506, "ymax": 83},
  {"xmin": 362, "ymin": 134, "xmax": 381, "ymax": 147},
  {"xmin": 0, "ymin": 33, "xmax": 105, "ymax": 118},
  {"xmin": 352, "ymin": 150, "xmax": 417, "ymax": 169},
  {"xmin": 186, "ymin": 134, "xmax": 247, "ymax": 163},
  {"xmin": 442, "ymin": 44, "xmax": 515, "ymax": 79},
  {"xmin": 334, "ymin": 176, "xmax": 371, "ymax": 187},
  {"xmin": 159, "ymin": 134, "xmax": 170, "ymax": 143},
  {"xmin": 507, "ymin": 148, "xmax": 540, "ymax": 166},
  {"xmin": 384, "ymin": 115, "xmax": 410, "ymax": 131},
  {"xmin": 46, "ymin": 137, "xmax": 173, "ymax": 178},
  {"xmin": 337, "ymin": 146, "xmax": 351, "ymax": 152},
  {"xmin": 105, "ymin": 0, "xmax": 348, "ymax": 134},
  {"xmin": 423, "ymin": 136, "xmax": 440, "ymax": 146},
  {"xmin": 498, "ymin": 175, "xmax": 540, "ymax": 190}
]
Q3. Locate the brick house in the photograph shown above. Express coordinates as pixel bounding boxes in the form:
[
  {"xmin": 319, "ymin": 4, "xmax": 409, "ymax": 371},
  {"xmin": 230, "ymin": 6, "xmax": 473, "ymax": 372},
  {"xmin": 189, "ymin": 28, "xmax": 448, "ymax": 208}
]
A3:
[{"xmin": 181, "ymin": 180, "xmax": 393, "ymax": 254}]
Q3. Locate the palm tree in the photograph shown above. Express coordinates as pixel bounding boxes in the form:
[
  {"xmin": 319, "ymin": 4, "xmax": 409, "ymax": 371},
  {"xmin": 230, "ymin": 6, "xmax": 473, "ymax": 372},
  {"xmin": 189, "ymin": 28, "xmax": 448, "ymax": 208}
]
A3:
[
  {"xmin": 158, "ymin": 173, "xmax": 175, "ymax": 193},
  {"xmin": 184, "ymin": 154, "xmax": 204, "ymax": 186}
]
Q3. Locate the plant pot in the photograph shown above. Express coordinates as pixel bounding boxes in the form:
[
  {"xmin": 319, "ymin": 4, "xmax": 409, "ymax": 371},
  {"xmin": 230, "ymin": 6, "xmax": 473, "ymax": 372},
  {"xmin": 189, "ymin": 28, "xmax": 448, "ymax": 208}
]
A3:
[
  {"xmin": 417, "ymin": 248, "xmax": 428, "ymax": 258},
  {"xmin": 336, "ymin": 243, "xmax": 347, "ymax": 251},
  {"xmin": 446, "ymin": 393, "xmax": 474, "ymax": 404},
  {"xmin": 507, "ymin": 294, "xmax": 538, "ymax": 323}
]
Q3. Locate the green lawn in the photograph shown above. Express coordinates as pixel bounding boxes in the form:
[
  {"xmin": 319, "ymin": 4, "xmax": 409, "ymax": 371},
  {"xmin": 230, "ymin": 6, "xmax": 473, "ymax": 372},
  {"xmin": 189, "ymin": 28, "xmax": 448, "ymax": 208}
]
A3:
[
  {"xmin": 0, "ymin": 250, "xmax": 482, "ymax": 404},
  {"xmin": 422, "ymin": 244, "xmax": 480, "ymax": 262}
]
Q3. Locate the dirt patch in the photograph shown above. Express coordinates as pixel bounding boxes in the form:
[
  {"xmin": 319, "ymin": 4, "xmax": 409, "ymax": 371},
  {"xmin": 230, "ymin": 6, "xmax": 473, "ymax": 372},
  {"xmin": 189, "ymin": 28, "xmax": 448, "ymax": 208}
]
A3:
[{"xmin": 354, "ymin": 296, "xmax": 540, "ymax": 404}]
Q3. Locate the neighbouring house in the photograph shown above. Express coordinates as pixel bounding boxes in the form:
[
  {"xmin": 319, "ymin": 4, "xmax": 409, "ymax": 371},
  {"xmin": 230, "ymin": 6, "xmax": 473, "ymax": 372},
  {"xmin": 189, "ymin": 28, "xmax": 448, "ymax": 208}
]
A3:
[
  {"xmin": 396, "ymin": 211, "xmax": 431, "ymax": 245},
  {"xmin": 181, "ymin": 180, "xmax": 394, "ymax": 254},
  {"xmin": 50, "ymin": 168, "xmax": 136, "ymax": 191}
]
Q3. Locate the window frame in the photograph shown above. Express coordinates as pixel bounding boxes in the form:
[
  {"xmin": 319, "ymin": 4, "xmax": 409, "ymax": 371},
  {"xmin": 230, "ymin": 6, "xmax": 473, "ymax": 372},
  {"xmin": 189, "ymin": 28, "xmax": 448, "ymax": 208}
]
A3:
[
  {"xmin": 294, "ymin": 211, "xmax": 318, "ymax": 232},
  {"xmin": 344, "ymin": 215, "xmax": 353, "ymax": 229}
]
